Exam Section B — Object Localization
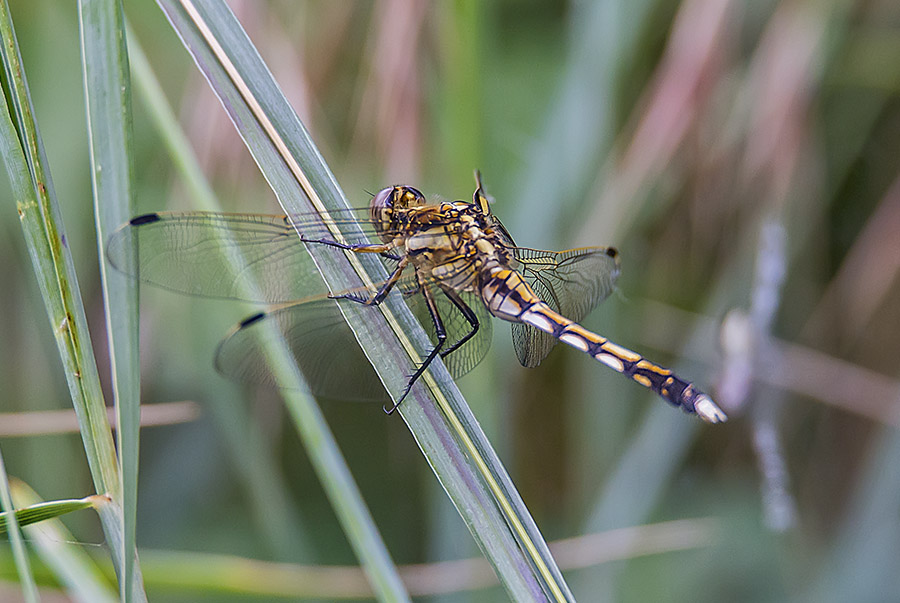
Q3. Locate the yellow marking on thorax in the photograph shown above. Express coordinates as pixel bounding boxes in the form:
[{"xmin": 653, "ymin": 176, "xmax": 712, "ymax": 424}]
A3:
[{"xmin": 475, "ymin": 238, "xmax": 495, "ymax": 255}]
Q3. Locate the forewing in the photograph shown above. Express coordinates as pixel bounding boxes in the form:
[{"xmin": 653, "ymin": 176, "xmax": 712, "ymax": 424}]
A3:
[
  {"xmin": 510, "ymin": 246, "xmax": 620, "ymax": 367},
  {"xmin": 216, "ymin": 277, "xmax": 490, "ymax": 398},
  {"xmin": 214, "ymin": 299, "xmax": 389, "ymax": 402},
  {"xmin": 106, "ymin": 210, "xmax": 395, "ymax": 303}
]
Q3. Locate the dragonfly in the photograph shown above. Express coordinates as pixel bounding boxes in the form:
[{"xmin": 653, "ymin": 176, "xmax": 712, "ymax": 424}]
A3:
[{"xmin": 107, "ymin": 172, "xmax": 726, "ymax": 423}]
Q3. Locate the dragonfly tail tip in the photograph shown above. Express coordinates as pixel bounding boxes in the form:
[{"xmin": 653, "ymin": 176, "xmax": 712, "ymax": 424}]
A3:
[{"xmin": 695, "ymin": 395, "xmax": 728, "ymax": 424}]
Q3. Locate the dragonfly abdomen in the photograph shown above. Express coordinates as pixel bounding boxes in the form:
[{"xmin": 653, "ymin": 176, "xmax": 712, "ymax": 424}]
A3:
[
  {"xmin": 519, "ymin": 304, "xmax": 727, "ymax": 423},
  {"xmin": 479, "ymin": 266, "xmax": 544, "ymax": 322}
]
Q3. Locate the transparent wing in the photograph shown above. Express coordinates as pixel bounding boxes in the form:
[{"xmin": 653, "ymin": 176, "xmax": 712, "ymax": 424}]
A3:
[
  {"xmin": 106, "ymin": 209, "xmax": 399, "ymax": 303},
  {"xmin": 510, "ymin": 246, "xmax": 621, "ymax": 367},
  {"xmin": 215, "ymin": 297, "xmax": 390, "ymax": 401},
  {"xmin": 216, "ymin": 285, "xmax": 492, "ymax": 401},
  {"xmin": 485, "ymin": 213, "xmax": 518, "ymax": 249}
]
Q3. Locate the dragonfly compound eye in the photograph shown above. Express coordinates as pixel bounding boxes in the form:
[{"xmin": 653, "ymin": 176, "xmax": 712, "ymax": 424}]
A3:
[{"xmin": 371, "ymin": 186, "xmax": 395, "ymax": 210}]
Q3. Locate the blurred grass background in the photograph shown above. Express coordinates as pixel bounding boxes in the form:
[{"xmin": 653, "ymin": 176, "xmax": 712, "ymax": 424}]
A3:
[{"xmin": 2, "ymin": 0, "xmax": 900, "ymax": 601}]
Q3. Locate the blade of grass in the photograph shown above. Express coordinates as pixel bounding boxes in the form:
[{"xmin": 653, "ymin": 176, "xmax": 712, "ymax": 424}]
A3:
[
  {"xmin": 0, "ymin": 450, "xmax": 39, "ymax": 603},
  {"xmin": 0, "ymin": 0, "xmax": 140, "ymax": 598},
  {"xmin": 158, "ymin": 0, "xmax": 573, "ymax": 599},
  {"xmin": 111, "ymin": 518, "xmax": 718, "ymax": 599},
  {"xmin": 77, "ymin": 0, "xmax": 143, "ymax": 600},
  {"xmin": 435, "ymin": 0, "xmax": 482, "ymax": 187},
  {"xmin": 0, "ymin": 496, "xmax": 96, "ymax": 532},
  {"xmin": 805, "ymin": 417, "xmax": 900, "ymax": 603},
  {"xmin": 0, "ymin": 402, "xmax": 201, "ymax": 437},
  {"xmin": 155, "ymin": 3, "xmax": 411, "ymax": 600},
  {"xmin": 508, "ymin": 0, "xmax": 651, "ymax": 244},
  {"xmin": 11, "ymin": 482, "xmax": 118, "ymax": 603},
  {"xmin": 127, "ymin": 26, "xmax": 321, "ymax": 560},
  {"xmin": 0, "ymin": 0, "xmax": 118, "ymax": 496}
]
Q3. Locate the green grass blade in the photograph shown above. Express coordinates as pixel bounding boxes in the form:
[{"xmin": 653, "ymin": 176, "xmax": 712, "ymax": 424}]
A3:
[
  {"xmin": 156, "ymin": 2, "xmax": 411, "ymax": 600},
  {"xmin": 508, "ymin": 0, "xmax": 649, "ymax": 243},
  {"xmin": 0, "ymin": 495, "xmax": 96, "ymax": 532},
  {"xmin": 0, "ymin": 452, "xmax": 39, "ymax": 603},
  {"xmin": 127, "ymin": 27, "xmax": 323, "ymax": 560},
  {"xmin": 157, "ymin": 1, "xmax": 573, "ymax": 599},
  {"xmin": 0, "ymin": 0, "xmax": 118, "ymax": 496},
  {"xmin": 805, "ymin": 423, "xmax": 900, "ymax": 602},
  {"xmin": 0, "ymin": 0, "xmax": 142, "ymax": 599},
  {"xmin": 77, "ymin": 0, "xmax": 144, "ymax": 600},
  {"xmin": 435, "ymin": 0, "xmax": 482, "ymax": 187},
  {"xmin": 11, "ymin": 482, "xmax": 119, "ymax": 603}
]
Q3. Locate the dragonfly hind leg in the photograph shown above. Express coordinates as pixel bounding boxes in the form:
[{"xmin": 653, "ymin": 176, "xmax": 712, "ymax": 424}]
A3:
[
  {"xmin": 437, "ymin": 286, "xmax": 479, "ymax": 360},
  {"xmin": 385, "ymin": 282, "xmax": 448, "ymax": 414}
]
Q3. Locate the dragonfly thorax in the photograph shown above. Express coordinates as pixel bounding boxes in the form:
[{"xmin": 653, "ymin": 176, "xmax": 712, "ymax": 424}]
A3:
[{"xmin": 375, "ymin": 195, "xmax": 514, "ymax": 294}]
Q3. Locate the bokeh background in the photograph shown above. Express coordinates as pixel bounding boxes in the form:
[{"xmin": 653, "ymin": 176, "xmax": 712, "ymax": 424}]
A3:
[{"xmin": 2, "ymin": 0, "xmax": 900, "ymax": 601}]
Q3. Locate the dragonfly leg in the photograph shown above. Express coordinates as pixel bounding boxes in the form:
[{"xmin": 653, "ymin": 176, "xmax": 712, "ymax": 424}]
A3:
[
  {"xmin": 298, "ymin": 234, "xmax": 395, "ymax": 255},
  {"xmin": 299, "ymin": 233, "xmax": 401, "ymax": 261},
  {"xmin": 437, "ymin": 286, "xmax": 479, "ymax": 359},
  {"xmin": 385, "ymin": 281, "xmax": 447, "ymax": 414},
  {"xmin": 330, "ymin": 256, "xmax": 409, "ymax": 305}
]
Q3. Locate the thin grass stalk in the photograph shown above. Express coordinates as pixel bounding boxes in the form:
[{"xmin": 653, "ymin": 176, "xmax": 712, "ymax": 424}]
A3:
[
  {"xmin": 77, "ymin": 0, "xmax": 144, "ymax": 600},
  {"xmin": 12, "ymin": 482, "xmax": 119, "ymax": 603},
  {"xmin": 436, "ymin": 0, "xmax": 482, "ymax": 187},
  {"xmin": 0, "ymin": 0, "xmax": 118, "ymax": 495},
  {"xmin": 129, "ymin": 7, "xmax": 406, "ymax": 594},
  {"xmin": 0, "ymin": 0, "xmax": 141, "ymax": 597},
  {"xmin": 128, "ymin": 26, "xmax": 327, "ymax": 560},
  {"xmin": 157, "ymin": 0, "xmax": 573, "ymax": 599},
  {"xmin": 0, "ymin": 453, "xmax": 39, "ymax": 602},
  {"xmin": 154, "ymin": 2, "xmax": 411, "ymax": 600},
  {"xmin": 509, "ymin": 0, "xmax": 647, "ymax": 243},
  {"xmin": 93, "ymin": 518, "xmax": 715, "ymax": 599}
]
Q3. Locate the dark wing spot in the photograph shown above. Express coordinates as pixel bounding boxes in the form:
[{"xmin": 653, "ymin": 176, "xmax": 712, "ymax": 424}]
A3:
[
  {"xmin": 238, "ymin": 312, "xmax": 266, "ymax": 328},
  {"xmin": 130, "ymin": 213, "xmax": 162, "ymax": 226}
]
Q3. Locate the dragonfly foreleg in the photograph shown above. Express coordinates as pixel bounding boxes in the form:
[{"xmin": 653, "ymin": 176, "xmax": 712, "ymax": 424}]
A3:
[
  {"xmin": 437, "ymin": 286, "xmax": 479, "ymax": 360},
  {"xmin": 385, "ymin": 280, "xmax": 447, "ymax": 414},
  {"xmin": 330, "ymin": 256, "xmax": 410, "ymax": 306},
  {"xmin": 299, "ymin": 234, "xmax": 396, "ymax": 256}
]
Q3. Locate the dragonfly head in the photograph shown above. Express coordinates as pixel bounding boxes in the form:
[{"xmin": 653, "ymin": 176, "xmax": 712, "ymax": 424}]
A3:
[{"xmin": 370, "ymin": 185, "xmax": 426, "ymax": 238}]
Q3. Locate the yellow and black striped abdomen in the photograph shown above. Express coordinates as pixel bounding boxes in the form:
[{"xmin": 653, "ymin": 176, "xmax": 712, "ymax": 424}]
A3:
[
  {"xmin": 479, "ymin": 266, "xmax": 543, "ymax": 322},
  {"xmin": 528, "ymin": 304, "xmax": 724, "ymax": 422},
  {"xmin": 479, "ymin": 265, "xmax": 726, "ymax": 423}
]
